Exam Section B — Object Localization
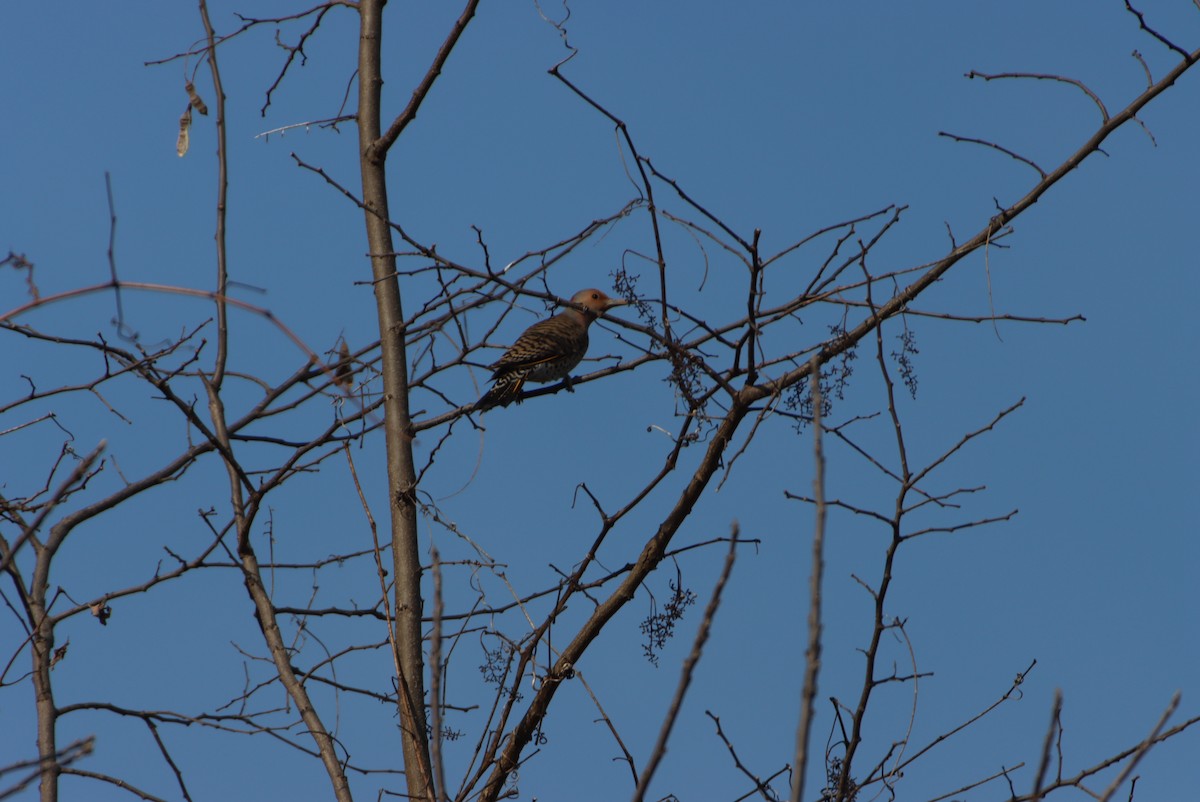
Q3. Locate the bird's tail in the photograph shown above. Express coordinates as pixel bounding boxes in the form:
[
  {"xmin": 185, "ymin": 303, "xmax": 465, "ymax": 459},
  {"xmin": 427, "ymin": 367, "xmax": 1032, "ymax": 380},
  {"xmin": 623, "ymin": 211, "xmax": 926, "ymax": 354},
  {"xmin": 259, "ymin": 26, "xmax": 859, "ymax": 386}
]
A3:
[{"xmin": 475, "ymin": 375, "xmax": 524, "ymax": 411}]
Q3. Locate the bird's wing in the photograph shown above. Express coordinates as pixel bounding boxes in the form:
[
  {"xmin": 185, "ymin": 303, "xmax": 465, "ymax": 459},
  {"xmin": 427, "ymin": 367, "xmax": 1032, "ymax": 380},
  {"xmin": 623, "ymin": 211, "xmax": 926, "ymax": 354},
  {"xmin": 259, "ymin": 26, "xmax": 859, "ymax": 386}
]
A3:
[{"xmin": 489, "ymin": 316, "xmax": 586, "ymax": 374}]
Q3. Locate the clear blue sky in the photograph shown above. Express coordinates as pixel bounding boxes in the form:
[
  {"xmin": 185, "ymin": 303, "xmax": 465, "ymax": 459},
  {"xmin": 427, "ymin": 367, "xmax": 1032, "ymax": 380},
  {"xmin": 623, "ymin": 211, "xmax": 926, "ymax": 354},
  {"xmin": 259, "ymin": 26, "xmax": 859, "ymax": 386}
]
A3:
[{"xmin": 2, "ymin": 2, "xmax": 1198, "ymax": 800}]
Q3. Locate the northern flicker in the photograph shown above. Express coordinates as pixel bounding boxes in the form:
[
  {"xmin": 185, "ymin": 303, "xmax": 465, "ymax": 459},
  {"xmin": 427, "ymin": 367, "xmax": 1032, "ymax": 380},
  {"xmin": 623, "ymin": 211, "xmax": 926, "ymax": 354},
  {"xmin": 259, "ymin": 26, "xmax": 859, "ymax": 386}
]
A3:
[{"xmin": 476, "ymin": 288, "xmax": 628, "ymax": 410}]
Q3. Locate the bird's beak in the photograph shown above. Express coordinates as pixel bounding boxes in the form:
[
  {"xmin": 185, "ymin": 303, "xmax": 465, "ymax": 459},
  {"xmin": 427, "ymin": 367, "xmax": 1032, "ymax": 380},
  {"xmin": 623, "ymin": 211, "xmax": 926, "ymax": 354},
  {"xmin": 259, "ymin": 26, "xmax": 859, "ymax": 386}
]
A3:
[{"xmin": 604, "ymin": 297, "xmax": 631, "ymax": 311}]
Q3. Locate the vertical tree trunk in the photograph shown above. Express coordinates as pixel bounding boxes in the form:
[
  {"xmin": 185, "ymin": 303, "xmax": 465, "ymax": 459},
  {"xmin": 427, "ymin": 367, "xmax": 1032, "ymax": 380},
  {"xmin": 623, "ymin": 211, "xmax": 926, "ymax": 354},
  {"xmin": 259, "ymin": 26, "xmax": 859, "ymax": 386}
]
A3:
[
  {"xmin": 30, "ymin": 582, "xmax": 58, "ymax": 802},
  {"xmin": 356, "ymin": 2, "xmax": 433, "ymax": 798}
]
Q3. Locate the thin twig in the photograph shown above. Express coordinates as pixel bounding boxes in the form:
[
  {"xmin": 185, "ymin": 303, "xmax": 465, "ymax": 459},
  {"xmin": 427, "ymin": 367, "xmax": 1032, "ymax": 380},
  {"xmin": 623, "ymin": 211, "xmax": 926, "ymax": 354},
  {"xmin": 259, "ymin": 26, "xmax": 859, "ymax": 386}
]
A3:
[
  {"xmin": 790, "ymin": 356, "xmax": 827, "ymax": 802},
  {"xmin": 1123, "ymin": 1, "xmax": 1192, "ymax": 58},
  {"xmin": 430, "ymin": 546, "xmax": 449, "ymax": 802},
  {"xmin": 1097, "ymin": 693, "xmax": 1180, "ymax": 802},
  {"xmin": 966, "ymin": 70, "xmax": 1109, "ymax": 122},
  {"xmin": 632, "ymin": 526, "xmax": 741, "ymax": 801},
  {"xmin": 937, "ymin": 131, "xmax": 1048, "ymax": 178},
  {"xmin": 708, "ymin": 711, "xmax": 782, "ymax": 801},
  {"xmin": 1030, "ymin": 690, "xmax": 1063, "ymax": 800}
]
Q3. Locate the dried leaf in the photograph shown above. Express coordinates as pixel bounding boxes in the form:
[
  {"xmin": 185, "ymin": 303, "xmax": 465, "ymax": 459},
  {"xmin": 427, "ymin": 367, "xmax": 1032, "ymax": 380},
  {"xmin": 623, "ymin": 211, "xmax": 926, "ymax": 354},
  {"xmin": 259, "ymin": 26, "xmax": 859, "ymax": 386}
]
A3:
[
  {"xmin": 1, "ymin": 251, "xmax": 39, "ymax": 301},
  {"xmin": 91, "ymin": 602, "xmax": 112, "ymax": 626},
  {"xmin": 177, "ymin": 105, "xmax": 192, "ymax": 158},
  {"xmin": 185, "ymin": 80, "xmax": 208, "ymax": 115},
  {"xmin": 334, "ymin": 341, "xmax": 355, "ymax": 389}
]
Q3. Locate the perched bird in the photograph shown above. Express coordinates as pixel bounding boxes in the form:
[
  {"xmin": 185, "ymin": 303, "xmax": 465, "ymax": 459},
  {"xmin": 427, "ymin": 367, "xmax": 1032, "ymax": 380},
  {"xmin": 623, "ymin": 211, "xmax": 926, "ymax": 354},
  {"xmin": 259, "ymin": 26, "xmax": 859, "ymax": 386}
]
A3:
[{"xmin": 476, "ymin": 288, "xmax": 628, "ymax": 410}]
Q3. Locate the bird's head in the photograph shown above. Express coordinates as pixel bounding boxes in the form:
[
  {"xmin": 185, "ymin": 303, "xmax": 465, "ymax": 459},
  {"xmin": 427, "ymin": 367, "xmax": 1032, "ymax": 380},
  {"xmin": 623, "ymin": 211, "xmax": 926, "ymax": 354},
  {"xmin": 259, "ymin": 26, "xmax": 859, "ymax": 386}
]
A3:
[{"xmin": 570, "ymin": 288, "xmax": 629, "ymax": 317}]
